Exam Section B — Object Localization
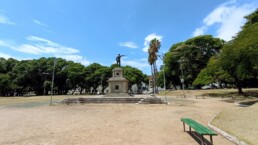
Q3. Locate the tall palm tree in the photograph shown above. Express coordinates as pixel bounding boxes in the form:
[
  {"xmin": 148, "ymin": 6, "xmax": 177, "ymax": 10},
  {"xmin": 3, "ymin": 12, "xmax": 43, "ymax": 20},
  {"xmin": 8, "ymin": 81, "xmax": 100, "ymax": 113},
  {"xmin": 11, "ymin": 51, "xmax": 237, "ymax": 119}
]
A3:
[{"xmin": 148, "ymin": 38, "xmax": 161, "ymax": 94}]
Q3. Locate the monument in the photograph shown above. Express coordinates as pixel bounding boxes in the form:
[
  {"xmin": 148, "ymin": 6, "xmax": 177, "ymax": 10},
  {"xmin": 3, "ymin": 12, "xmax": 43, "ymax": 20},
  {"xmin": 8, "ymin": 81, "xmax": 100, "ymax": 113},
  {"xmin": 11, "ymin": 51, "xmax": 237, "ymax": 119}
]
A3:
[
  {"xmin": 105, "ymin": 54, "xmax": 131, "ymax": 97},
  {"xmin": 61, "ymin": 54, "xmax": 165, "ymax": 104}
]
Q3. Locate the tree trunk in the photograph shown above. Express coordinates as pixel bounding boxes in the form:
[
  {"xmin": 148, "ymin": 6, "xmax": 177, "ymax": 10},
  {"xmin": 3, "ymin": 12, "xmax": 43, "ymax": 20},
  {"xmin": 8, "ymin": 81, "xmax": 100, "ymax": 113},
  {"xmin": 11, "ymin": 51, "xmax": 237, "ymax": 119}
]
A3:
[
  {"xmin": 150, "ymin": 64, "xmax": 154, "ymax": 94},
  {"xmin": 235, "ymin": 78, "xmax": 243, "ymax": 95},
  {"xmin": 154, "ymin": 61, "xmax": 158, "ymax": 94},
  {"xmin": 237, "ymin": 86, "xmax": 243, "ymax": 95}
]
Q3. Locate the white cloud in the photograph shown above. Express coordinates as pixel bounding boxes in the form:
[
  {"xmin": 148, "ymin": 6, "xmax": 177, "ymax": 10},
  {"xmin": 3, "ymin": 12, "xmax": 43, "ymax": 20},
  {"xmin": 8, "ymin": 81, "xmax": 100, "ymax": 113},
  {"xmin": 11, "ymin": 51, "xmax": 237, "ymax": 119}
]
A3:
[
  {"xmin": 0, "ymin": 52, "xmax": 32, "ymax": 60},
  {"xmin": 142, "ymin": 33, "xmax": 163, "ymax": 52},
  {"xmin": 55, "ymin": 54, "xmax": 90, "ymax": 66},
  {"xmin": 12, "ymin": 36, "xmax": 80, "ymax": 55},
  {"xmin": 216, "ymin": 4, "xmax": 254, "ymax": 40},
  {"xmin": 0, "ymin": 36, "xmax": 80, "ymax": 55},
  {"xmin": 0, "ymin": 36, "xmax": 90, "ymax": 66},
  {"xmin": 119, "ymin": 58, "xmax": 150, "ymax": 74},
  {"xmin": 0, "ymin": 52, "xmax": 12, "ymax": 59},
  {"xmin": 193, "ymin": 26, "xmax": 207, "ymax": 36},
  {"xmin": 0, "ymin": 14, "xmax": 15, "ymax": 25},
  {"xmin": 32, "ymin": 19, "xmax": 47, "ymax": 27},
  {"xmin": 16, "ymin": 44, "xmax": 43, "ymax": 55},
  {"xmin": 123, "ymin": 60, "xmax": 149, "ymax": 69},
  {"xmin": 119, "ymin": 42, "xmax": 138, "ymax": 49},
  {"xmin": 0, "ymin": 36, "xmax": 89, "ymax": 65},
  {"xmin": 203, "ymin": 7, "xmax": 231, "ymax": 26},
  {"xmin": 0, "ymin": 40, "xmax": 11, "ymax": 47},
  {"xmin": 192, "ymin": 0, "xmax": 257, "ymax": 41}
]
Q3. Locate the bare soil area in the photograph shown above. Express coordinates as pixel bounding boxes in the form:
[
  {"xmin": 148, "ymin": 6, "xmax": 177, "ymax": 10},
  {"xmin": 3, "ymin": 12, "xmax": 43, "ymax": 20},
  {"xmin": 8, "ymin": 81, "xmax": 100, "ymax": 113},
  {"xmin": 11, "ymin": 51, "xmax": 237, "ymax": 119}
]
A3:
[{"xmin": 0, "ymin": 94, "xmax": 235, "ymax": 145}]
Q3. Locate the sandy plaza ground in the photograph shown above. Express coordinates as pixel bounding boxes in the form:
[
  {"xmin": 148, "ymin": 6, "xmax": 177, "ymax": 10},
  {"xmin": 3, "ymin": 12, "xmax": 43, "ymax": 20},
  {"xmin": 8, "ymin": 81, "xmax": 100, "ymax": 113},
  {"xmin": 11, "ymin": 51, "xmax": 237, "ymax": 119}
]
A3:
[{"xmin": 0, "ymin": 93, "xmax": 242, "ymax": 145}]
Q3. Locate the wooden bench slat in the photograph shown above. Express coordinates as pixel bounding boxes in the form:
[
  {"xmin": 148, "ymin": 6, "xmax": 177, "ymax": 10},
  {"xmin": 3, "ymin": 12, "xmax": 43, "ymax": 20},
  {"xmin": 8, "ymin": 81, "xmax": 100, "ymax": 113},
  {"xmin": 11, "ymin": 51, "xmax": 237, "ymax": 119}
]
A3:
[
  {"xmin": 181, "ymin": 118, "xmax": 217, "ymax": 144},
  {"xmin": 187, "ymin": 119, "xmax": 217, "ymax": 135},
  {"xmin": 181, "ymin": 118, "xmax": 217, "ymax": 135}
]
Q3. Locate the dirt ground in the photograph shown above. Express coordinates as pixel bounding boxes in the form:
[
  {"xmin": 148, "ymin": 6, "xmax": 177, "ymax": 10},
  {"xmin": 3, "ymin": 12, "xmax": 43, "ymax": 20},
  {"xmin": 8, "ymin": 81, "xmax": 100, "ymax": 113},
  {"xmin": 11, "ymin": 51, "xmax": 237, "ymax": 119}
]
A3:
[{"xmin": 0, "ymin": 94, "xmax": 237, "ymax": 145}]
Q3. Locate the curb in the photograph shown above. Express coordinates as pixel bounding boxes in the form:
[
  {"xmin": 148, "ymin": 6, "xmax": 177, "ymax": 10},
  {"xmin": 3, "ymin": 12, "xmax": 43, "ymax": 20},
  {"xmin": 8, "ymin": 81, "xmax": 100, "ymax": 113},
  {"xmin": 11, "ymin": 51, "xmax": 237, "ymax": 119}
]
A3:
[{"xmin": 208, "ymin": 113, "xmax": 249, "ymax": 145}]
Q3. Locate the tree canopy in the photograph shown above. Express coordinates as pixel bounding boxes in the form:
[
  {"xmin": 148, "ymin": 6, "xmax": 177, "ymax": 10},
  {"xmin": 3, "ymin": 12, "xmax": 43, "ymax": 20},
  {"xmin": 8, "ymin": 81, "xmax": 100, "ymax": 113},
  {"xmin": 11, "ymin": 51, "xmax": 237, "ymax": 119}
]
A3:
[
  {"xmin": 193, "ymin": 9, "xmax": 258, "ymax": 94},
  {"xmin": 164, "ymin": 35, "xmax": 224, "ymax": 88}
]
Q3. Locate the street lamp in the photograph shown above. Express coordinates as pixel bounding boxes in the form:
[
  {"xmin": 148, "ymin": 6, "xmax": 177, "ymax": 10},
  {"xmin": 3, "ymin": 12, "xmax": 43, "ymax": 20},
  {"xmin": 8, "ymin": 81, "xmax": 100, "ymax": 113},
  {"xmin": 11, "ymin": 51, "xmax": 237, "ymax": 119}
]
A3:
[
  {"xmin": 42, "ymin": 72, "xmax": 49, "ymax": 95},
  {"xmin": 158, "ymin": 54, "xmax": 168, "ymax": 105},
  {"xmin": 50, "ymin": 58, "xmax": 57, "ymax": 105},
  {"xmin": 178, "ymin": 58, "xmax": 186, "ymax": 98}
]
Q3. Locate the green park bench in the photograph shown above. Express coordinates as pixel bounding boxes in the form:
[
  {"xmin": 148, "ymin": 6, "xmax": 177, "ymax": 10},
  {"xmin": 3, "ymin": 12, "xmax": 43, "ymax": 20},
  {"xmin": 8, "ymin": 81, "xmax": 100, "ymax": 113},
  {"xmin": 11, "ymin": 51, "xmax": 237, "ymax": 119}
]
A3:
[{"xmin": 181, "ymin": 118, "xmax": 217, "ymax": 145}]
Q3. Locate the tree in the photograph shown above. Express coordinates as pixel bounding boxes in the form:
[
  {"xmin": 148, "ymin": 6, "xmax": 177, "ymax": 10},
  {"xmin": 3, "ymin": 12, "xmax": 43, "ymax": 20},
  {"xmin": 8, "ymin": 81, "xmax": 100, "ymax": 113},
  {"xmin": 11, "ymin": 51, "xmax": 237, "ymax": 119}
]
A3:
[
  {"xmin": 193, "ymin": 56, "xmax": 232, "ymax": 88},
  {"xmin": 243, "ymin": 8, "xmax": 258, "ymax": 29},
  {"xmin": 84, "ymin": 63, "xmax": 108, "ymax": 94},
  {"xmin": 148, "ymin": 38, "xmax": 161, "ymax": 93},
  {"xmin": 123, "ymin": 65, "xmax": 147, "ymax": 92},
  {"xmin": 0, "ymin": 73, "xmax": 13, "ymax": 96},
  {"xmin": 222, "ymin": 9, "xmax": 258, "ymax": 94},
  {"xmin": 164, "ymin": 35, "xmax": 224, "ymax": 89},
  {"xmin": 0, "ymin": 56, "xmax": 149, "ymax": 96},
  {"xmin": 220, "ymin": 23, "xmax": 258, "ymax": 94}
]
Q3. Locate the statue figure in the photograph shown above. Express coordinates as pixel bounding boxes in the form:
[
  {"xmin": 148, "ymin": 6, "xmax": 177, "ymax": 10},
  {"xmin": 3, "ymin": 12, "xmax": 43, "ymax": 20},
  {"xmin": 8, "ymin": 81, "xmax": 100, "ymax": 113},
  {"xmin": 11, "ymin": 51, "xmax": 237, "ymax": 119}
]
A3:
[{"xmin": 116, "ymin": 54, "xmax": 125, "ymax": 67}]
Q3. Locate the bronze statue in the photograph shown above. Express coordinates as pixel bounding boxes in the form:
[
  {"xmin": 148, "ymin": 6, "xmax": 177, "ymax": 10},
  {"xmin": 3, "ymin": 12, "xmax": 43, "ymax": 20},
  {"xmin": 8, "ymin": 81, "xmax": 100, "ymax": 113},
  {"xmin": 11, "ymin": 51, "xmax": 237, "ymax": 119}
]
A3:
[{"xmin": 116, "ymin": 54, "xmax": 125, "ymax": 67}]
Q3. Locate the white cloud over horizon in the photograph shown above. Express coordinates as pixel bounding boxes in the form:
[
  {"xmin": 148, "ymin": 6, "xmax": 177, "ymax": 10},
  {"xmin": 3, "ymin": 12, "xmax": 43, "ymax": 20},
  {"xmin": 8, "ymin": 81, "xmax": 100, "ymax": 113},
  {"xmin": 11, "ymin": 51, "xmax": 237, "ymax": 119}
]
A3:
[
  {"xmin": 55, "ymin": 54, "xmax": 90, "ymax": 66},
  {"xmin": 0, "ymin": 36, "xmax": 90, "ymax": 66},
  {"xmin": 0, "ymin": 13, "xmax": 15, "ymax": 25},
  {"xmin": 32, "ymin": 19, "xmax": 48, "ymax": 27},
  {"xmin": 119, "ymin": 41, "xmax": 138, "ymax": 49},
  {"xmin": 122, "ymin": 58, "xmax": 150, "ymax": 73},
  {"xmin": 25, "ymin": 36, "xmax": 79, "ymax": 55},
  {"xmin": 192, "ymin": 0, "xmax": 257, "ymax": 41},
  {"xmin": 142, "ymin": 33, "xmax": 163, "ymax": 52},
  {"xmin": 0, "ymin": 52, "xmax": 12, "ymax": 59}
]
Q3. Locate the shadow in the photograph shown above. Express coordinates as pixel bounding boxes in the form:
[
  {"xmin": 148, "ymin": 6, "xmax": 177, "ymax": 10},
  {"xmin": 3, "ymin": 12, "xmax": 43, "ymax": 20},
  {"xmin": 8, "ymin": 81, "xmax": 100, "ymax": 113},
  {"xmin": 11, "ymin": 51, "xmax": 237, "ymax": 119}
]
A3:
[
  {"xmin": 204, "ymin": 90, "xmax": 258, "ymax": 99},
  {"xmin": 186, "ymin": 131, "xmax": 213, "ymax": 145}
]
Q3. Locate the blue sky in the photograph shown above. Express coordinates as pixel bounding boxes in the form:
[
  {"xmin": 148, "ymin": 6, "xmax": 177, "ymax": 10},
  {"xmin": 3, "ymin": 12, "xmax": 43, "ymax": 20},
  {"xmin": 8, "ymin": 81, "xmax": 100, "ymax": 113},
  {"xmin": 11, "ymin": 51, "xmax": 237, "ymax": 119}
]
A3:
[{"xmin": 0, "ymin": 0, "xmax": 257, "ymax": 74}]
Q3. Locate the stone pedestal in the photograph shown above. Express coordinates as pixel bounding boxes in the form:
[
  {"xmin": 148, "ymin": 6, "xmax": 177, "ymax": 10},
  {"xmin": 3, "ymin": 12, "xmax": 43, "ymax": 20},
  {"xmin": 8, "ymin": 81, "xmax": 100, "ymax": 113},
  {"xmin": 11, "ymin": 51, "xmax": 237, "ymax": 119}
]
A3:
[{"xmin": 105, "ymin": 67, "xmax": 131, "ymax": 97}]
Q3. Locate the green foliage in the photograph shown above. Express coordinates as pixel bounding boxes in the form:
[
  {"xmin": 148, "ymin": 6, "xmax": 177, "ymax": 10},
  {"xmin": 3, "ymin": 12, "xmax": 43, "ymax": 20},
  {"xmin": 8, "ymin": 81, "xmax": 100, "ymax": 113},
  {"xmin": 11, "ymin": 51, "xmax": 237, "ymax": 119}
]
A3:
[
  {"xmin": 148, "ymin": 38, "xmax": 161, "ymax": 94},
  {"xmin": 0, "ymin": 73, "xmax": 12, "ymax": 96},
  {"xmin": 219, "ymin": 22, "xmax": 258, "ymax": 94},
  {"xmin": 193, "ymin": 56, "xmax": 231, "ymax": 86},
  {"xmin": 164, "ymin": 35, "xmax": 224, "ymax": 88},
  {"xmin": 123, "ymin": 65, "xmax": 147, "ymax": 89},
  {"xmin": 194, "ymin": 9, "xmax": 258, "ymax": 94},
  {"xmin": 148, "ymin": 38, "xmax": 161, "ymax": 65},
  {"xmin": 243, "ymin": 8, "xmax": 258, "ymax": 29},
  {"xmin": 0, "ymin": 57, "xmax": 148, "ymax": 96}
]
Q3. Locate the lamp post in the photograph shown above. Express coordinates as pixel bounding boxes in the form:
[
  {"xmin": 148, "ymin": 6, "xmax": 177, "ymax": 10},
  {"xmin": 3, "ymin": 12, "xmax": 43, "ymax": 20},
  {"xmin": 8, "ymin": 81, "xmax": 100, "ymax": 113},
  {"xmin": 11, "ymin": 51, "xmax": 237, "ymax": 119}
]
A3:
[
  {"xmin": 178, "ymin": 58, "xmax": 186, "ymax": 98},
  {"xmin": 158, "ymin": 54, "xmax": 168, "ymax": 105},
  {"xmin": 42, "ymin": 72, "xmax": 49, "ymax": 95},
  {"xmin": 50, "ymin": 58, "xmax": 57, "ymax": 105}
]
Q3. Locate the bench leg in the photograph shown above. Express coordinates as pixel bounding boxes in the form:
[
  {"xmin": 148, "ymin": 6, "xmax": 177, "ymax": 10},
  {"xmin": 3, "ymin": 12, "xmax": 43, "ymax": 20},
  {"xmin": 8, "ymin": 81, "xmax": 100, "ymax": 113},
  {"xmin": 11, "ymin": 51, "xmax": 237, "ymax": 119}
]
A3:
[
  {"xmin": 210, "ymin": 135, "xmax": 213, "ymax": 144},
  {"xmin": 183, "ymin": 122, "xmax": 185, "ymax": 132},
  {"xmin": 201, "ymin": 135, "xmax": 204, "ymax": 145},
  {"xmin": 189, "ymin": 126, "xmax": 191, "ymax": 132}
]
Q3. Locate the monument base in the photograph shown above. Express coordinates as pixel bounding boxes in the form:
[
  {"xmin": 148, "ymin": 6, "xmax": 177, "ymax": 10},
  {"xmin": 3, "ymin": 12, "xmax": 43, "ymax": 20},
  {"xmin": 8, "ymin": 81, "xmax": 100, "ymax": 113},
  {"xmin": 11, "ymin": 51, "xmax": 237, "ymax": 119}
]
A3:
[
  {"xmin": 104, "ymin": 93, "xmax": 132, "ymax": 97},
  {"xmin": 60, "ymin": 95, "xmax": 165, "ymax": 104}
]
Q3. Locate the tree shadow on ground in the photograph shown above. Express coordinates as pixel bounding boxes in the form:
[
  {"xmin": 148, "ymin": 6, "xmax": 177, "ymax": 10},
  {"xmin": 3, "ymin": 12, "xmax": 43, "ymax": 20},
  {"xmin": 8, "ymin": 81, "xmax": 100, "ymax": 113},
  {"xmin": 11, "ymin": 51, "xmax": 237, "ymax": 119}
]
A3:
[{"xmin": 203, "ymin": 90, "xmax": 258, "ymax": 98}]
